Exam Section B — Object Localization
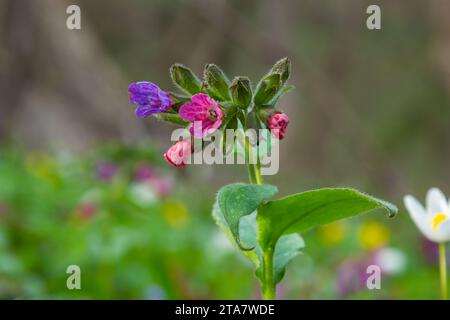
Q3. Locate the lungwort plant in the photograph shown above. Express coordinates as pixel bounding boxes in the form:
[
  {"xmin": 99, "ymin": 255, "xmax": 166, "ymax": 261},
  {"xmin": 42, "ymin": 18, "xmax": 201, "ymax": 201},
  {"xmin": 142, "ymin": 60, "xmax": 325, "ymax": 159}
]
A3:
[{"xmin": 127, "ymin": 58, "xmax": 398, "ymax": 299}]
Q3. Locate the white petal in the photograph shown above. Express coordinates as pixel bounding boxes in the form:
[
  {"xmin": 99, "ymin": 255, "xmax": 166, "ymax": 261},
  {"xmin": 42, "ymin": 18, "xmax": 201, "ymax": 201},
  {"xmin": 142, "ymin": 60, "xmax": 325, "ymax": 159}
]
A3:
[
  {"xmin": 426, "ymin": 188, "xmax": 448, "ymax": 215},
  {"xmin": 435, "ymin": 220, "xmax": 450, "ymax": 242},
  {"xmin": 404, "ymin": 195, "xmax": 426, "ymax": 217},
  {"xmin": 404, "ymin": 195, "xmax": 434, "ymax": 239}
]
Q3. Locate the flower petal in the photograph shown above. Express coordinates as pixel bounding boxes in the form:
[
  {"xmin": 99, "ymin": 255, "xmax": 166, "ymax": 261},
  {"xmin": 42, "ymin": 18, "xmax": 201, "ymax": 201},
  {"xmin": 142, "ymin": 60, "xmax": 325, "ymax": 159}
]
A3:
[
  {"xmin": 191, "ymin": 93, "xmax": 218, "ymax": 108},
  {"xmin": 426, "ymin": 188, "xmax": 448, "ymax": 215},
  {"xmin": 179, "ymin": 101, "xmax": 208, "ymax": 122},
  {"xmin": 404, "ymin": 195, "xmax": 435, "ymax": 240}
]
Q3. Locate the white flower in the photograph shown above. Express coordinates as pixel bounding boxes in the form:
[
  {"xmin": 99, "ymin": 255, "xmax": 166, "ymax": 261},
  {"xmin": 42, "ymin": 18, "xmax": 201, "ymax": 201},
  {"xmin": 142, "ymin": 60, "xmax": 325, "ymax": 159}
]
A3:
[
  {"xmin": 374, "ymin": 247, "xmax": 406, "ymax": 275},
  {"xmin": 404, "ymin": 188, "xmax": 450, "ymax": 243},
  {"xmin": 129, "ymin": 183, "xmax": 157, "ymax": 206}
]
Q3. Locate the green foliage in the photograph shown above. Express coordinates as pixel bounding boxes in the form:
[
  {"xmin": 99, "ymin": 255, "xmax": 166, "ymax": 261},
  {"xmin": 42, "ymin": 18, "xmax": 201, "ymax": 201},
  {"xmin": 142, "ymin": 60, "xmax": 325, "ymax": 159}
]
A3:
[
  {"xmin": 254, "ymin": 58, "xmax": 292, "ymax": 106},
  {"xmin": 229, "ymin": 76, "xmax": 253, "ymax": 109},
  {"xmin": 270, "ymin": 57, "xmax": 291, "ymax": 84},
  {"xmin": 254, "ymin": 73, "xmax": 282, "ymax": 106},
  {"xmin": 213, "ymin": 183, "xmax": 398, "ymax": 289},
  {"xmin": 170, "ymin": 63, "xmax": 202, "ymax": 95},
  {"xmin": 216, "ymin": 183, "xmax": 277, "ymax": 249},
  {"xmin": 203, "ymin": 64, "xmax": 231, "ymax": 101},
  {"xmin": 257, "ymin": 188, "xmax": 398, "ymax": 252}
]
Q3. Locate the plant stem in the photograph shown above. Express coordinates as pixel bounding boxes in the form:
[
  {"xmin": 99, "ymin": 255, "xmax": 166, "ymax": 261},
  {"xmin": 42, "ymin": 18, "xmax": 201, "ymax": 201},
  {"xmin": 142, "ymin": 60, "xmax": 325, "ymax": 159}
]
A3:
[
  {"xmin": 262, "ymin": 248, "xmax": 276, "ymax": 300},
  {"xmin": 439, "ymin": 242, "xmax": 447, "ymax": 300},
  {"xmin": 244, "ymin": 118, "xmax": 273, "ymax": 299},
  {"xmin": 254, "ymin": 159, "xmax": 263, "ymax": 185},
  {"xmin": 245, "ymin": 136, "xmax": 257, "ymax": 184}
]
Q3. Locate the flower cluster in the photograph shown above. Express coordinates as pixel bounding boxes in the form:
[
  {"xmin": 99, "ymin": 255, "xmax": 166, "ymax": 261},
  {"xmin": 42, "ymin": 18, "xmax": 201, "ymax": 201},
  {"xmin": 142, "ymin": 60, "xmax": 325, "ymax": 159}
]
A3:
[{"xmin": 127, "ymin": 59, "xmax": 292, "ymax": 168}]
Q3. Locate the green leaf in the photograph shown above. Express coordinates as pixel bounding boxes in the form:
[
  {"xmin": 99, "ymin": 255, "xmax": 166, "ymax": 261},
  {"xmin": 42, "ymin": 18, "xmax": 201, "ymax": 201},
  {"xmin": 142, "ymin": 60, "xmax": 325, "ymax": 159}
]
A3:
[
  {"xmin": 216, "ymin": 183, "xmax": 278, "ymax": 250},
  {"xmin": 272, "ymin": 233, "xmax": 304, "ymax": 284},
  {"xmin": 229, "ymin": 76, "xmax": 252, "ymax": 109},
  {"xmin": 257, "ymin": 188, "xmax": 398, "ymax": 252},
  {"xmin": 213, "ymin": 209, "xmax": 304, "ymax": 286},
  {"xmin": 170, "ymin": 63, "xmax": 202, "ymax": 95},
  {"xmin": 267, "ymin": 84, "xmax": 294, "ymax": 107},
  {"xmin": 203, "ymin": 64, "xmax": 231, "ymax": 101}
]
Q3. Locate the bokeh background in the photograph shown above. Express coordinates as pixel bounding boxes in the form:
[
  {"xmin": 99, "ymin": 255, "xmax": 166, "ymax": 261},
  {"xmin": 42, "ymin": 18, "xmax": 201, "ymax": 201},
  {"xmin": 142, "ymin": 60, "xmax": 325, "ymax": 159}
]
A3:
[{"xmin": 1, "ymin": 0, "xmax": 450, "ymax": 299}]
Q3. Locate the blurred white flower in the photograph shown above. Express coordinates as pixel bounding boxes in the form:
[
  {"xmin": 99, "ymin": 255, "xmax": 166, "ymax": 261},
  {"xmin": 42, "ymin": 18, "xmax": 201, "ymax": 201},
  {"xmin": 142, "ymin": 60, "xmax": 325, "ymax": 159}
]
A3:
[
  {"xmin": 404, "ymin": 188, "xmax": 450, "ymax": 243},
  {"xmin": 129, "ymin": 183, "xmax": 157, "ymax": 206},
  {"xmin": 374, "ymin": 247, "xmax": 406, "ymax": 275}
]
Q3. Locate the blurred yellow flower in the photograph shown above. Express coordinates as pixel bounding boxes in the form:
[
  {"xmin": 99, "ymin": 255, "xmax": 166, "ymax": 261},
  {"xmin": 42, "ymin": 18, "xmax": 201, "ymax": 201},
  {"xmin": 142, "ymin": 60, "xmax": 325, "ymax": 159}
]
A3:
[
  {"xmin": 25, "ymin": 152, "xmax": 60, "ymax": 185},
  {"xmin": 357, "ymin": 220, "xmax": 390, "ymax": 250},
  {"xmin": 163, "ymin": 200, "xmax": 188, "ymax": 228},
  {"xmin": 318, "ymin": 221, "xmax": 346, "ymax": 246}
]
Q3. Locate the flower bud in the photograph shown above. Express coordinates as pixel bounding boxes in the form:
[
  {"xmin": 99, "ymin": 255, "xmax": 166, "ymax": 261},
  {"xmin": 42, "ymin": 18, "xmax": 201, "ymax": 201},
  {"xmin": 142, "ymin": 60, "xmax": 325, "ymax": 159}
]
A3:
[
  {"xmin": 253, "ymin": 73, "xmax": 282, "ymax": 106},
  {"xmin": 128, "ymin": 82, "xmax": 172, "ymax": 118},
  {"xmin": 230, "ymin": 76, "xmax": 252, "ymax": 109},
  {"xmin": 170, "ymin": 63, "xmax": 202, "ymax": 95},
  {"xmin": 267, "ymin": 113, "xmax": 289, "ymax": 140},
  {"xmin": 203, "ymin": 64, "xmax": 231, "ymax": 101},
  {"xmin": 164, "ymin": 140, "xmax": 192, "ymax": 168},
  {"xmin": 270, "ymin": 57, "xmax": 291, "ymax": 84}
]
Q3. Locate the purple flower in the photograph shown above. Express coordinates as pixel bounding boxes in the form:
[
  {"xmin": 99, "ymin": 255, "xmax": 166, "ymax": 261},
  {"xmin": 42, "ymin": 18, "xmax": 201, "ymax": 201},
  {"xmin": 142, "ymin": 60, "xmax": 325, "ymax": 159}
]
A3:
[
  {"xmin": 134, "ymin": 164, "xmax": 156, "ymax": 182},
  {"xmin": 336, "ymin": 260, "xmax": 368, "ymax": 298},
  {"xmin": 128, "ymin": 82, "xmax": 172, "ymax": 118},
  {"xmin": 96, "ymin": 161, "xmax": 118, "ymax": 182}
]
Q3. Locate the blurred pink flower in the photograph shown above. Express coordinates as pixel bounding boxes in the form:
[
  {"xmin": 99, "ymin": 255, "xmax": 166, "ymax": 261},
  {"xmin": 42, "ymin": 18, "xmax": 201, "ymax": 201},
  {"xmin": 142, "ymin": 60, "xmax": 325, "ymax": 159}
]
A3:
[
  {"xmin": 77, "ymin": 202, "xmax": 97, "ymax": 220},
  {"xmin": 150, "ymin": 177, "xmax": 173, "ymax": 198}
]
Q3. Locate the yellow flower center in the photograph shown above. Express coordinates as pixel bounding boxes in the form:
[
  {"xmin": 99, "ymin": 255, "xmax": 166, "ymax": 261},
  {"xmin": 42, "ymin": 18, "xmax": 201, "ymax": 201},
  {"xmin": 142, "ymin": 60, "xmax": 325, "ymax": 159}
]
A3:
[{"xmin": 432, "ymin": 212, "xmax": 447, "ymax": 232}]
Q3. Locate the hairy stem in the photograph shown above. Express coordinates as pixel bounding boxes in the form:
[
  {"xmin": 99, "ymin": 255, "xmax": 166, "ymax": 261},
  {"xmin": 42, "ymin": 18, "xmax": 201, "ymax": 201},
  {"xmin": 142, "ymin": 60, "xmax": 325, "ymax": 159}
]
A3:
[
  {"xmin": 245, "ymin": 136, "xmax": 257, "ymax": 184},
  {"xmin": 262, "ymin": 248, "xmax": 276, "ymax": 300},
  {"xmin": 254, "ymin": 159, "xmax": 263, "ymax": 185},
  {"xmin": 439, "ymin": 242, "xmax": 447, "ymax": 300}
]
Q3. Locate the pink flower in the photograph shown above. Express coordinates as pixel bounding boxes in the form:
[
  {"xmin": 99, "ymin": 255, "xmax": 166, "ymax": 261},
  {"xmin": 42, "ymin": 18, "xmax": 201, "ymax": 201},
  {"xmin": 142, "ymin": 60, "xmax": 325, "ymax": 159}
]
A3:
[
  {"xmin": 77, "ymin": 202, "xmax": 97, "ymax": 220},
  {"xmin": 267, "ymin": 113, "xmax": 289, "ymax": 140},
  {"xmin": 164, "ymin": 140, "xmax": 192, "ymax": 168},
  {"xmin": 179, "ymin": 93, "xmax": 223, "ymax": 138}
]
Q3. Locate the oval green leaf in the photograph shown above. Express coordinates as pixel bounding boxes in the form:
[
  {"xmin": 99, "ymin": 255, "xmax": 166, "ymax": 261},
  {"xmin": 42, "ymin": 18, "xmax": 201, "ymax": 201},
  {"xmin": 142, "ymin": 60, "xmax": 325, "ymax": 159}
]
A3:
[
  {"xmin": 217, "ymin": 183, "xmax": 278, "ymax": 250},
  {"xmin": 257, "ymin": 188, "xmax": 397, "ymax": 251}
]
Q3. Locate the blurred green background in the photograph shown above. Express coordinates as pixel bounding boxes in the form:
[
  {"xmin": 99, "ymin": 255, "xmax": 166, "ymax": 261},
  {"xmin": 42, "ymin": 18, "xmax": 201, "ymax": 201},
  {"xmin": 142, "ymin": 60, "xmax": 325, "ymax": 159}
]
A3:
[{"xmin": 1, "ymin": 0, "xmax": 450, "ymax": 299}]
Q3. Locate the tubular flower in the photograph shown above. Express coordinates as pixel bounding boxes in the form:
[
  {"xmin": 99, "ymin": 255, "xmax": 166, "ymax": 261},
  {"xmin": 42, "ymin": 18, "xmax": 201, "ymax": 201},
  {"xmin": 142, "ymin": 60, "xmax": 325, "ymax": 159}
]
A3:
[
  {"xmin": 164, "ymin": 140, "xmax": 192, "ymax": 168},
  {"xmin": 179, "ymin": 93, "xmax": 223, "ymax": 138},
  {"xmin": 128, "ymin": 81, "xmax": 172, "ymax": 118},
  {"xmin": 404, "ymin": 188, "xmax": 450, "ymax": 243},
  {"xmin": 267, "ymin": 113, "xmax": 289, "ymax": 139}
]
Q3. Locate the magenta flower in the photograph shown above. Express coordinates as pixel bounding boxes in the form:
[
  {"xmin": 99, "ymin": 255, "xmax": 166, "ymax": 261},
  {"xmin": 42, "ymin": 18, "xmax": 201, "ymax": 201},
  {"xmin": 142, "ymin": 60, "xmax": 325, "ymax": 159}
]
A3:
[
  {"xmin": 164, "ymin": 140, "xmax": 192, "ymax": 168},
  {"xmin": 179, "ymin": 93, "xmax": 223, "ymax": 138},
  {"xmin": 128, "ymin": 82, "xmax": 172, "ymax": 118},
  {"xmin": 134, "ymin": 164, "xmax": 157, "ymax": 182},
  {"xmin": 96, "ymin": 161, "xmax": 118, "ymax": 182},
  {"xmin": 267, "ymin": 113, "xmax": 289, "ymax": 140}
]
